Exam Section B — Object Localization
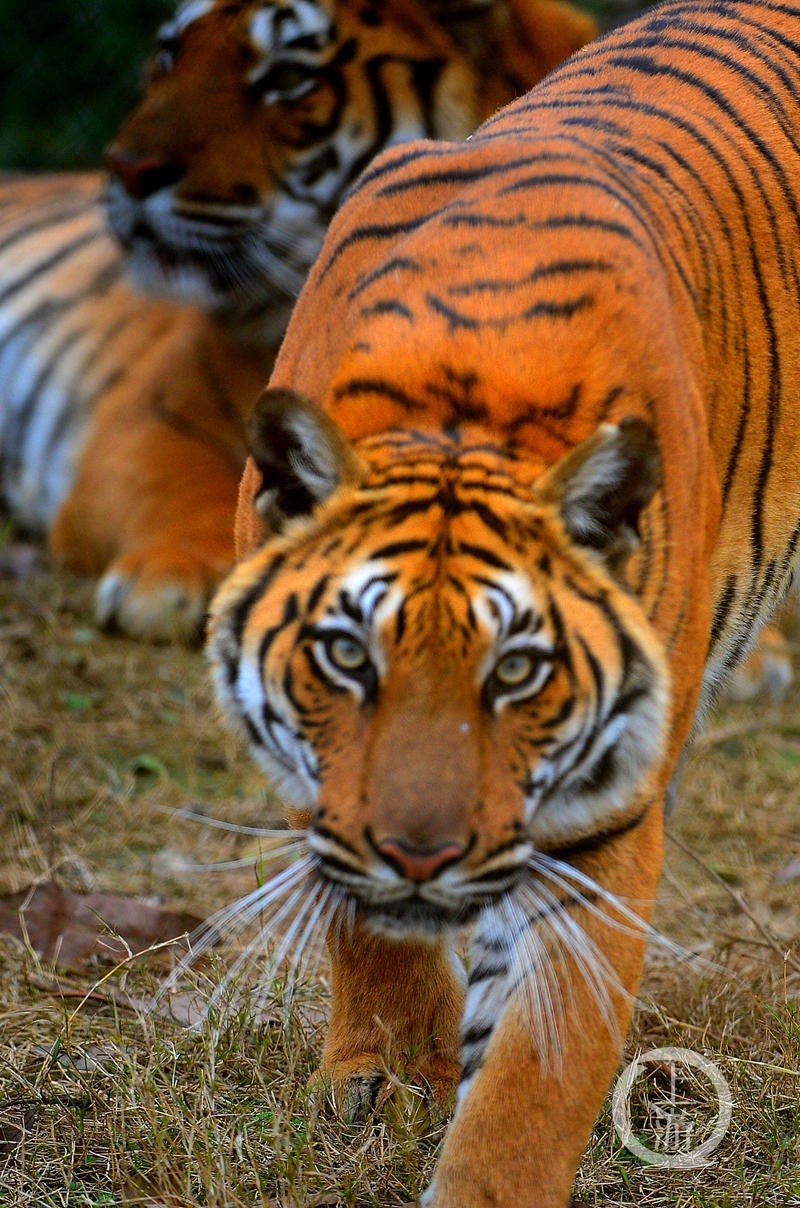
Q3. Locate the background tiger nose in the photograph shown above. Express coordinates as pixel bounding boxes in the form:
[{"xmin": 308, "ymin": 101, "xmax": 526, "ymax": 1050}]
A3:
[
  {"xmin": 376, "ymin": 838, "xmax": 466, "ymax": 882},
  {"xmin": 105, "ymin": 149, "xmax": 186, "ymax": 200}
]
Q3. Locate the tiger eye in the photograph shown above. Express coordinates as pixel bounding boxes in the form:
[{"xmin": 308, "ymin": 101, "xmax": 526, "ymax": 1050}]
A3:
[
  {"xmin": 329, "ymin": 635, "xmax": 368, "ymax": 671},
  {"xmin": 494, "ymin": 652, "xmax": 534, "ymax": 686}
]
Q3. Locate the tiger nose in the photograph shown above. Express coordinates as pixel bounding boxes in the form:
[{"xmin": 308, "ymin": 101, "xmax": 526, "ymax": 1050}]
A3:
[
  {"xmin": 376, "ymin": 838, "xmax": 466, "ymax": 882},
  {"xmin": 105, "ymin": 149, "xmax": 186, "ymax": 200}
]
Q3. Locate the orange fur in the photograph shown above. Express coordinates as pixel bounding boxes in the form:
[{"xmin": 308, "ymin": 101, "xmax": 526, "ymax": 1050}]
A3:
[
  {"xmin": 0, "ymin": 0, "xmax": 596, "ymax": 642},
  {"xmin": 216, "ymin": 3, "xmax": 800, "ymax": 1204}
]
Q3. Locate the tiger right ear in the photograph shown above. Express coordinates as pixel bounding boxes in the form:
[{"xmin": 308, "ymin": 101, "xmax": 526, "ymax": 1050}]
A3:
[
  {"xmin": 246, "ymin": 388, "xmax": 365, "ymax": 529},
  {"xmin": 535, "ymin": 416, "xmax": 662, "ymax": 572}
]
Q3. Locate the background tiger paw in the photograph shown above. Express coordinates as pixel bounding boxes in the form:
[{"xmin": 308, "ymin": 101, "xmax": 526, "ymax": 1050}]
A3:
[
  {"xmin": 95, "ymin": 544, "xmax": 228, "ymax": 644},
  {"xmin": 724, "ymin": 622, "xmax": 793, "ymax": 703}
]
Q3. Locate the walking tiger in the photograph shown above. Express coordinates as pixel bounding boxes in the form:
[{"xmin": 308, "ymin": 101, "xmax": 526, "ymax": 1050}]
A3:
[{"xmin": 210, "ymin": 2, "xmax": 800, "ymax": 1202}]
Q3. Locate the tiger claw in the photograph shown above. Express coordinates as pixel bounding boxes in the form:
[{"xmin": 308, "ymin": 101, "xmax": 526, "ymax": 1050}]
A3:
[
  {"xmin": 341, "ymin": 1072, "xmax": 387, "ymax": 1122},
  {"xmin": 312, "ymin": 1053, "xmax": 457, "ymax": 1126}
]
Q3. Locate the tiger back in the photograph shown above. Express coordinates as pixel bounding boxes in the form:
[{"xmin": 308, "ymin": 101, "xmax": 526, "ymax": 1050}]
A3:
[
  {"xmin": 0, "ymin": 0, "xmax": 596, "ymax": 642},
  {"xmin": 211, "ymin": 3, "xmax": 800, "ymax": 1204}
]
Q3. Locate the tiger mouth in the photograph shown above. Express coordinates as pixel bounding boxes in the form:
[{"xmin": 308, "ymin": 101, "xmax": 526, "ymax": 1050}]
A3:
[
  {"xmin": 356, "ymin": 895, "xmax": 497, "ymax": 938},
  {"xmin": 118, "ymin": 219, "xmax": 301, "ymax": 315},
  {"xmin": 316, "ymin": 862, "xmax": 528, "ymax": 937}
]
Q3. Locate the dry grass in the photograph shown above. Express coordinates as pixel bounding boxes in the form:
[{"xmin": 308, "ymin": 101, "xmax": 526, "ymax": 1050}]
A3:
[{"xmin": 1, "ymin": 558, "xmax": 800, "ymax": 1206}]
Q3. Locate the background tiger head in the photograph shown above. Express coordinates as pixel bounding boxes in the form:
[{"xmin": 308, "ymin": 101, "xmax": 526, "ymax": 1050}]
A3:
[
  {"xmin": 103, "ymin": 0, "xmax": 597, "ymax": 331},
  {"xmin": 103, "ymin": 0, "xmax": 482, "ymax": 328},
  {"xmin": 209, "ymin": 392, "xmax": 670, "ymax": 939}
]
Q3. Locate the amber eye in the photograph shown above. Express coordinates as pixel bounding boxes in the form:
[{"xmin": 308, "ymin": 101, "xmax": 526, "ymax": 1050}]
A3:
[
  {"xmin": 254, "ymin": 62, "xmax": 319, "ymax": 102},
  {"xmin": 328, "ymin": 634, "xmax": 368, "ymax": 672},
  {"xmin": 494, "ymin": 651, "xmax": 536, "ymax": 686}
]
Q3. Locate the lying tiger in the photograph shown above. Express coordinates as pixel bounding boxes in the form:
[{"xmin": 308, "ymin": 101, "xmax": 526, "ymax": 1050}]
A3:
[
  {"xmin": 0, "ymin": 0, "xmax": 595, "ymax": 642},
  {"xmin": 209, "ymin": 1, "xmax": 800, "ymax": 1202}
]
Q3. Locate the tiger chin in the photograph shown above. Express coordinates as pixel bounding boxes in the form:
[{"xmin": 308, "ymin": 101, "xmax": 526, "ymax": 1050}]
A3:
[{"xmin": 207, "ymin": 388, "xmax": 669, "ymax": 1121}]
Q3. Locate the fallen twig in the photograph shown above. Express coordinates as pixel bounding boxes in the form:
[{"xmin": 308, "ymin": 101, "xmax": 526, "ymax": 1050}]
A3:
[{"xmin": 665, "ymin": 830, "xmax": 800, "ymax": 976}]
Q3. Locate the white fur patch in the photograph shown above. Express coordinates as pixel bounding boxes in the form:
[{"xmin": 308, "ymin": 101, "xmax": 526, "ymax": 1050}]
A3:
[
  {"xmin": 248, "ymin": 0, "xmax": 336, "ymax": 83},
  {"xmin": 159, "ymin": 0, "xmax": 215, "ymax": 41}
]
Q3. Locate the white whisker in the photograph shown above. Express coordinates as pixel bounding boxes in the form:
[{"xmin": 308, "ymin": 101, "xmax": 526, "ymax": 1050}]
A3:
[
  {"xmin": 170, "ymin": 845, "xmax": 304, "ymax": 873},
  {"xmin": 280, "ymin": 882, "xmax": 337, "ymax": 1009},
  {"xmin": 500, "ymin": 893, "xmax": 565, "ymax": 1073},
  {"xmin": 154, "ymin": 804, "xmax": 305, "ymax": 839},
  {"xmin": 155, "ymin": 856, "xmax": 314, "ymax": 1005},
  {"xmin": 526, "ymin": 882, "xmax": 625, "ymax": 1047},
  {"xmin": 529, "ymin": 852, "xmax": 706, "ymax": 969},
  {"xmin": 205, "ymin": 879, "xmax": 319, "ymax": 1017}
]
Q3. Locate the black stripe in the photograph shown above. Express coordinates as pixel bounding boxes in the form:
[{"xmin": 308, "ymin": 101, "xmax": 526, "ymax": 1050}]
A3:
[
  {"xmin": 0, "ymin": 230, "xmax": 99, "ymax": 308},
  {"xmin": 458, "ymin": 542, "xmax": 512, "ymax": 571},
  {"xmin": 347, "ymin": 256, "xmax": 423, "ymax": 301},
  {"xmin": 226, "ymin": 555, "xmax": 287, "ymax": 686},
  {"xmin": 427, "ymin": 292, "xmax": 592, "ymax": 333},
  {"xmin": 332, "ymin": 377, "xmax": 425, "ymax": 412},
  {"xmin": 319, "ymin": 207, "xmax": 451, "ymax": 279},
  {"xmin": 540, "ymin": 811, "xmax": 646, "ymax": 861},
  {"xmin": 369, "ymin": 539, "xmax": 429, "ymax": 559}
]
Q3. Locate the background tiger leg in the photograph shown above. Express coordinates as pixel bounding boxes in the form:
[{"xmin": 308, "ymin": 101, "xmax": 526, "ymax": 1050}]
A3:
[
  {"xmin": 50, "ymin": 313, "xmax": 271, "ymax": 643},
  {"xmin": 423, "ymin": 803, "xmax": 663, "ymax": 1208},
  {"xmin": 725, "ymin": 597, "xmax": 798, "ymax": 703},
  {"xmin": 319, "ymin": 917, "xmax": 465, "ymax": 1120}
]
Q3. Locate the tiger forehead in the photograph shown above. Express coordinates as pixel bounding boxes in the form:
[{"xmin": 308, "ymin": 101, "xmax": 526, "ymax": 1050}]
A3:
[
  {"xmin": 274, "ymin": 437, "xmax": 558, "ymax": 583},
  {"xmin": 357, "ymin": 432, "xmax": 546, "ymax": 499},
  {"xmin": 286, "ymin": 483, "xmax": 559, "ymax": 629}
]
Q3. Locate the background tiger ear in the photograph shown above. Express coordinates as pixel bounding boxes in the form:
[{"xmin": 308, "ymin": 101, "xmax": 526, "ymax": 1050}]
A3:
[
  {"xmin": 247, "ymin": 388, "xmax": 365, "ymax": 529},
  {"xmin": 535, "ymin": 417, "xmax": 662, "ymax": 570}
]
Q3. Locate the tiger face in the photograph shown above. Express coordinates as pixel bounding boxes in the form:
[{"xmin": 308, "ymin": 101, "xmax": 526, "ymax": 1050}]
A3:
[
  {"xmin": 209, "ymin": 391, "xmax": 669, "ymax": 939},
  {"xmin": 104, "ymin": 0, "xmax": 477, "ymax": 327}
]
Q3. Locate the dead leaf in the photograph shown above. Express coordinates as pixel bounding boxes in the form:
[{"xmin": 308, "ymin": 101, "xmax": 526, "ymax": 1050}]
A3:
[
  {"xmin": 0, "ymin": 1105, "xmax": 37, "ymax": 1157},
  {"xmin": 0, "ymin": 1124, "xmax": 24, "ymax": 1157},
  {"xmin": 0, "ymin": 881, "xmax": 204, "ymax": 968}
]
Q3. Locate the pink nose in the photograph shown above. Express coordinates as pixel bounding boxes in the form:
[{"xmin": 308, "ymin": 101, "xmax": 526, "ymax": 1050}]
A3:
[
  {"xmin": 376, "ymin": 838, "xmax": 466, "ymax": 882},
  {"xmin": 105, "ymin": 149, "xmax": 185, "ymax": 200}
]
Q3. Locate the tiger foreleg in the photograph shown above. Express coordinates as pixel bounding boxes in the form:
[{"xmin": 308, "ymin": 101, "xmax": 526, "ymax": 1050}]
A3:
[
  {"xmin": 318, "ymin": 915, "xmax": 465, "ymax": 1120},
  {"xmin": 422, "ymin": 803, "xmax": 663, "ymax": 1208}
]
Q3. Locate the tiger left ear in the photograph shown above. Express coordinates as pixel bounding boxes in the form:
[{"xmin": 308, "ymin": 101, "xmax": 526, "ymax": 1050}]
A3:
[
  {"xmin": 247, "ymin": 387, "xmax": 365, "ymax": 530},
  {"xmin": 535, "ymin": 416, "xmax": 662, "ymax": 570}
]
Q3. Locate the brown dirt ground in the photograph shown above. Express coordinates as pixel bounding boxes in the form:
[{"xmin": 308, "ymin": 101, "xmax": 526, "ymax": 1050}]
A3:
[{"xmin": 1, "ymin": 554, "xmax": 799, "ymax": 1206}]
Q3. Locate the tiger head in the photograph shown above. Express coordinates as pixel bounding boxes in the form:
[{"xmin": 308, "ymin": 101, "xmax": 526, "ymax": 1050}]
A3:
[
  {"xmin": 104, "ymin": 0, "xmax": 481, "ymax": 328},
  {"xmin": 208, "ymin": 391, "xmax": 670, "ymax": 939}
]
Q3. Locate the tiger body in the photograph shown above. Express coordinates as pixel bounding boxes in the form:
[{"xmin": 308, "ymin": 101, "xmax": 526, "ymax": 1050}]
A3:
[
  {"xmin": 0, "ymin": 0, "xmax": 596, "ymax": 640},
  {"xmin": 210, "ymin": 2, "xmax": 800, "ymax": 1203}
]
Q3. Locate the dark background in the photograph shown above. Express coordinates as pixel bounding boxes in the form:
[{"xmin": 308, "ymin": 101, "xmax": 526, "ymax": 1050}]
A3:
[
  {"xmin": 0, "ymin": 0, "xmax": 650, "ymax": 173},
  {"xmin": 0, "ymin": 0, "xmax": 174, "ymax": 171}
]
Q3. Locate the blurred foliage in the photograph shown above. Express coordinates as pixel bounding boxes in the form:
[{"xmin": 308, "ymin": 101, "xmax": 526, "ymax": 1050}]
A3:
[
  {"xmin": 0, "ymin": 0, "xmax": 174, "ymax": 172},
  {"xmin": 0, "ymin": 0, "xmax": 651, "ymax": 174}
]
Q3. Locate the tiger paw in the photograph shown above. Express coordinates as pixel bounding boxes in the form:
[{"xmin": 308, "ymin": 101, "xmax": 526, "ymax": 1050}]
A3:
[{"xmin": 95, "ymin": 544, "xmax": 229, "ymax": 644}]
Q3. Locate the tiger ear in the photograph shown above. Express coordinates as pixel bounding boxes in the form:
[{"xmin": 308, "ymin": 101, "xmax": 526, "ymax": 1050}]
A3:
[
  {"xmin": 247, "ymin": 388, "xmax": 365, "ymax": 529},
  {"xmin": 535, "ymin": 417, "xmax": 662, "ymax": 571}
]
